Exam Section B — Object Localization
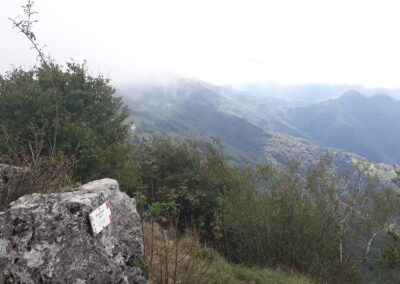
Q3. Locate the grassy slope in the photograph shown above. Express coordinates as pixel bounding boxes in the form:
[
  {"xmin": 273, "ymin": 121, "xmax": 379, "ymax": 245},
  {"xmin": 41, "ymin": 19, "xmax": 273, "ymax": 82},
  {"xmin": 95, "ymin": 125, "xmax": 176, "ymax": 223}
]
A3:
[
  {"xmin": 143, "ymin": 223, "xmax": 313, "ymax": 284},
  {"xmin": 204, "ymin": 261, "xmax": 312, "ymax": 284}
]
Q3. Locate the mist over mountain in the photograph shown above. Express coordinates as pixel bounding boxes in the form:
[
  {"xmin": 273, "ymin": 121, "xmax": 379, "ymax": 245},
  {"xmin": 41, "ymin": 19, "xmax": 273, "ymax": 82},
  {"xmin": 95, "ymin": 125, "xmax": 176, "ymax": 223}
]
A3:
[
  {"xmin": 284, "ymin": 90, "xmax": 400, "ymax": 164},
  {"xmin": 121, "ymin": 79, "xmax": 267, "ymax": 165},
  {"xmin": 227, "ymin": 82, "xmax": 400, "ymax": 107},
  {"xmin": 119, "ymin": 79, "xmax": 396, "ymax": 180}
]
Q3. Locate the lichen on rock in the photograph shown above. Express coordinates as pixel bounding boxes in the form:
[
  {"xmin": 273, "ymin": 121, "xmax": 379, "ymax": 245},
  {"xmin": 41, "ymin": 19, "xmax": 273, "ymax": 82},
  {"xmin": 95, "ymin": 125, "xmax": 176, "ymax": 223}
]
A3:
[{"xmin": 0, "ymin": 178, "xmax": 147, "ymax": 284}]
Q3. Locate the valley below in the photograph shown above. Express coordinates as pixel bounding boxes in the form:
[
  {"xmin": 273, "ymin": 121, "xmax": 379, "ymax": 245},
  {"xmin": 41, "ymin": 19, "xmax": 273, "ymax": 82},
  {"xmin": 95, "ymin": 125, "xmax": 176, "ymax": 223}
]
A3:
[{"xmin": 120, "ymin": 80, "xmax": 399, "ymax": 182}]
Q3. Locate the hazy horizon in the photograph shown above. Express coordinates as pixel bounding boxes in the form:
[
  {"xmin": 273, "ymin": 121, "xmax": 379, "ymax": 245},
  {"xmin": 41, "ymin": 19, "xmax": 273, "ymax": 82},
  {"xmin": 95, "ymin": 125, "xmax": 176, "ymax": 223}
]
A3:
[{"xmin": 1, "ymin": 0, "xmax": 400, "ymax": 88}]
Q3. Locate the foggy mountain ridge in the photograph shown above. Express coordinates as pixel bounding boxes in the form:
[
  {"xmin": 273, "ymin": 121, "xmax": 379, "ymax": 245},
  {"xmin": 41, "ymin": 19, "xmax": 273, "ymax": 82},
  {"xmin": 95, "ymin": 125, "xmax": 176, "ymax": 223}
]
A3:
[
  {"xmin": 226, "ymin": 82, "xmax": 400, "ymax": 107},
  {"xmin": 284, "ymin": 90, "xmax": 400, "ymax": 164},
  {"xmin": 119, "ymin": 79, "xmax": 398, "ymax": 180}
]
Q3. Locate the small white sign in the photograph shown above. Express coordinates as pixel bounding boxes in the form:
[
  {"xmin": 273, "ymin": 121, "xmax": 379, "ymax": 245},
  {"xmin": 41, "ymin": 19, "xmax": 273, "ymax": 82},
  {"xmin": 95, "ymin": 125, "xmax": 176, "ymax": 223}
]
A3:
[{"xmin": 89, "ymin": 201, "xmax": 112, "ymax": 236}]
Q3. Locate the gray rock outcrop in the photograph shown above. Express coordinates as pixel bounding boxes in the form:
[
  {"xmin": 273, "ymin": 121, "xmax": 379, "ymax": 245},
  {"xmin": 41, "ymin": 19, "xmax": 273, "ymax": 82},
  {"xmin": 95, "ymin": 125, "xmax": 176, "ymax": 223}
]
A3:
[
  {"xmin": 0, "ymin": 178, "xmax": 147, "ymax": 284},
  {"xmin": 0, "ymin": 163, "xmax": 29, "ymax": 211},
  {"xmin": 0, "ymin": 164, "xmax": 24, "ymax": 191},
  {"xmin": 0, "ymin": 164, "xmax": 6, "ymax": 189}
]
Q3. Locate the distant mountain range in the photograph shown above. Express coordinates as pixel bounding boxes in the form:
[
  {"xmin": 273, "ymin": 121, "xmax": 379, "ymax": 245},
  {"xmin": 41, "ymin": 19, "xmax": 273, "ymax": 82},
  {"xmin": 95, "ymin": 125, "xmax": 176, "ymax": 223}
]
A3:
[
  {"xmin": 227, "ymin": 82, "xmax": 400, "ymax": 107},
  {"xmin": 121, "ymin": 80, "xmax": 267, "ymax": 165},
  {"xmin": 283, "ymin": 90, "xmax": 400, "ymax": 164},
  {"xmin": 119, "ymin": 80, "xmax": 397, "ymax": 180}
]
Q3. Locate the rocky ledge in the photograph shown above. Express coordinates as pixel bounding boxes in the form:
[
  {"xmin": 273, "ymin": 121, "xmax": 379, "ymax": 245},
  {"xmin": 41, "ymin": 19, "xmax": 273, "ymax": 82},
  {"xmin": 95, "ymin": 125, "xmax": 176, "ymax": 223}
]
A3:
[{"xmin": 0, "ymin": 178, "xmax": 147, "ymax": 284}]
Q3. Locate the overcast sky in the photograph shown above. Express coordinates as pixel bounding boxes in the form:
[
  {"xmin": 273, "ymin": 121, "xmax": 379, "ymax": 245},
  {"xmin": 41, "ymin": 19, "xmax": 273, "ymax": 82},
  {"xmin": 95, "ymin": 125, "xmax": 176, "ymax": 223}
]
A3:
[{"xmin": 1, "ymin": 0, "xmax": 400, "ymax": 87}]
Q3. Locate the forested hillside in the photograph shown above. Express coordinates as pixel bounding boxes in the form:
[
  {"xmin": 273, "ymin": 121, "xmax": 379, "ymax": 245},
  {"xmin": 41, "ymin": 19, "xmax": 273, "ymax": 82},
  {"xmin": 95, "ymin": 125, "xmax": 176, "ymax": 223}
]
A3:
[
  {"xmin": 1, "ymin": 1, "xmax": 400, "ymax": 283},
  {"xmin": 120, "ymin": 80, "xmax": 396, "ymax": 180},
  {"xmin": 285, "ymin": 91, "xmax": 400, "ymax": 164}
]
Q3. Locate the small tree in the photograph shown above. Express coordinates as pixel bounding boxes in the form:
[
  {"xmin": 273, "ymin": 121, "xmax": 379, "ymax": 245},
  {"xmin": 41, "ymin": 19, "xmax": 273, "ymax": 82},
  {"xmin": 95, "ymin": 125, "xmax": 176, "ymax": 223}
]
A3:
[
  {"xmin": 216, "ymin": 157, "xmax": 361, "ymax": 282},
  {"xmin": 132, "ymin": 136, "xmax": 234, "ymax": 236},
  {"xmin": 1, "ymin": 0, "xmax": 132, "ymax": 182}
]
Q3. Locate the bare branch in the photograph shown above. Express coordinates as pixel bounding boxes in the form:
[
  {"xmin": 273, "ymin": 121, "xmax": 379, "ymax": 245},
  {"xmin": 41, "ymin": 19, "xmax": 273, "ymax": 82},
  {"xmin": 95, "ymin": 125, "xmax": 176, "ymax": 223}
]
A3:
[
  {"xmin": 9, "ymin": 0, "xmax": 48, "ymax": 66},
  {"xmin": 366, "ymin": 229, "xmax": 381, "ymax": 257}
]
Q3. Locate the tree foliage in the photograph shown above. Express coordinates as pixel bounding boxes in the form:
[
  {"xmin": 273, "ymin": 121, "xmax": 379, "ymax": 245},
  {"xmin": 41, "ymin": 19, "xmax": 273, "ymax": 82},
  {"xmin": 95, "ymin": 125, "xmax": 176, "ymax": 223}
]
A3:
[
  {"xmin": 1, "ymin": 0, "xmax": 132, "ymax": 182},
  {"xmin": 130, "ymin": 136, "xmax": 247, "ymax": 237},
  {"xmin": 216, "ymin": 159, "xmax": 360, "ymax": 282},
  {"xmin": 0, "ymin": 63, "xmax": 131, "ymax": 181},
  {"xmin": 3, "ymin": 2, "xmax": 399, "ymax": 283}
]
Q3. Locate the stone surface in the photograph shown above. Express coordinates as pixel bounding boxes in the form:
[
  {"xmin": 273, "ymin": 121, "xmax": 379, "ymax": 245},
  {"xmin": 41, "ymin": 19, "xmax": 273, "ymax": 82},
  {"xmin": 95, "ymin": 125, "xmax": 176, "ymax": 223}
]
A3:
[
  {"xmin": 0, "ymin": 163, "xmax": 28, "ymax": 192},
  {"xmin": 0, "ymin": 164, "xmax": 5, "ymax": 189},
  {"xmin": 0, "ymin": 164, "xmax": 17, "ymax": 190},
  {"xmin": 0, "ymin": 178, "xmax": 147, "ymax": 284}
]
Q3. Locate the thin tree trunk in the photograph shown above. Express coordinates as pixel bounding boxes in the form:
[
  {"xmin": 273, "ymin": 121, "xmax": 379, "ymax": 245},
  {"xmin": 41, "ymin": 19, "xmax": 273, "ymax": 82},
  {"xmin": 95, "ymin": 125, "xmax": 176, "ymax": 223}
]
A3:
[{"xmin": 366, "ymin": 230, "xmax": 380, "ymax": 257}]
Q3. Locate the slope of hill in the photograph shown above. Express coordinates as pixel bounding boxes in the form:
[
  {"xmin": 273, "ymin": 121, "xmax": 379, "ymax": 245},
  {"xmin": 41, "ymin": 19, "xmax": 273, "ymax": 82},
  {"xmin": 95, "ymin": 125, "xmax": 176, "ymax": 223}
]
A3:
[
  {"xmin": 228, "ymin": 82, "xmax": 400, "ymax": 107},
  {"xmin": 120, "ymin": 80, "xmax": 395, "ymax": 181},
  {"xmin": 284, "ymin": 90, "xmax": 400, "ymax": 164},
  {"xmin": 121, "ymin": 80, "xmax": 267, "ymax": 165}
]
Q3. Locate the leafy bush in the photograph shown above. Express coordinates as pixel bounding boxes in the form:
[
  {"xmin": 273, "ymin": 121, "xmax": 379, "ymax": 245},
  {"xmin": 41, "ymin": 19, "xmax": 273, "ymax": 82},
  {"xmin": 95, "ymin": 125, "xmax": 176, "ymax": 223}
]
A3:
[
  {"xmin": 142, "ymin": 222, "xmax": 313, "ymax": 284},
  {"xmin": 216, "ymin": 159, "xmax": 360, "ymax": 283},
  {"xmin": 0, "ymin": 152, "xmax": 75, "ymax": 210},
  {"xmin": 131, "ymin": 136, "xmax": 250, "ymax": 238},
  {"xmin": 0, "ymin": 63, "xmax": 131, "ymax": 182}
]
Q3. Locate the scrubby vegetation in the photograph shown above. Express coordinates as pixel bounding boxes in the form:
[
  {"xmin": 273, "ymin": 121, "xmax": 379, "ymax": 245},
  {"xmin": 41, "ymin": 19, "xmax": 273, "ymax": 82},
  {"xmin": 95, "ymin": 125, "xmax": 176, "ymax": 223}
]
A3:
[
  {"xmin": 0, "ymin": 63, "xmax": 131, "ymax": 182},
  {"xmin": 141, "ymin": 222, "xmax": 313, "ymax": 284},
  {"xmin": 1, "ymin": 1, "xmax": 400, "ymax": 282},
  {"xmin": 130, "ymin": 138, "xmax": 400, "ymax": 283}
]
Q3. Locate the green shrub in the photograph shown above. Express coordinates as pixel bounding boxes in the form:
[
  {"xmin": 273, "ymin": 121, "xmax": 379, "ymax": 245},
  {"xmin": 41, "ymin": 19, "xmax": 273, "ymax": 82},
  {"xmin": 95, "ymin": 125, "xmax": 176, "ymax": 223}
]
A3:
[
  {"xmin": 129, "ymin": 136, "xmax": 254, "ymax": 239},
  {"xmin": 216, "ymin": 159, "xmax": 360, "ymax": 283},
  {"xmin": 0, "ymin": 63, "xmax": 131, "ymax": 182}
]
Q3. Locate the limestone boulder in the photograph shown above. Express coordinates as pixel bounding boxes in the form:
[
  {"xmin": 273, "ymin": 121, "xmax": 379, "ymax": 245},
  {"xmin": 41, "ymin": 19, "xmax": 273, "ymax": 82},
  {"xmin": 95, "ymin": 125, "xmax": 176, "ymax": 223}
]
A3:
[{"xmin": 0, "ymin": 178, "xmax": 147, "ymax": 284}]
